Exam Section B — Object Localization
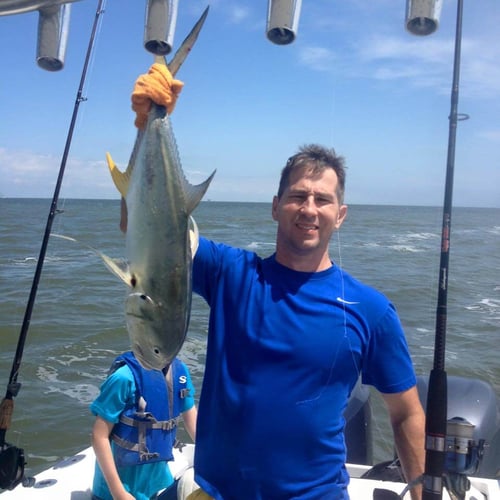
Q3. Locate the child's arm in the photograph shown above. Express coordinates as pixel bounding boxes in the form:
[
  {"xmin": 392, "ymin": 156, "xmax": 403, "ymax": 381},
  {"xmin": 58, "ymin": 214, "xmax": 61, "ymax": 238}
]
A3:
[
  {"xmin": 91, "ymin": 415, "xmax": 135, "ymax": 500},
  {"xmin": 181, "ymin": 406, "xmax": 198, "ymax": 443}
]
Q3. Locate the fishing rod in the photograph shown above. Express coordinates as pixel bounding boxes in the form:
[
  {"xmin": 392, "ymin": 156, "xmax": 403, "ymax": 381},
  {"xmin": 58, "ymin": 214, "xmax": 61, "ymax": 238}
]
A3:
[
  {"xmin": 0, "ymin": 0, "xmax": 106, "ymax": 490},
  {"xmin": 422, "ymin": 0, "xmax": 470, "ymax": 499}
]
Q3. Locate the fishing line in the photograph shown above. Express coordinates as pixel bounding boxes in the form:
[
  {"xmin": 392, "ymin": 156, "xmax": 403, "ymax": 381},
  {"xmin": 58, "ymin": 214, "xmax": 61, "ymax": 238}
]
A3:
[
  {"xmin": 66, "ymin": 0, "xmax": 107, "ymax": 145},
  {"xmin": 0, "ymin": 0, "xmax": 106, "ymax": 488},
  {"xmin": 51, "ymin": 0, "xmax": 107, "ymax": 237},
  {"xmin": 295, "ymin": 229, "xmax": 352, "ymax": 405},
  {"xmin": 333, "ymin": 229, "xmax": 401, "ymax": 460},
  {"xmin": 332, "ymin": 229, "xmax": 360, "ymax": 380}
]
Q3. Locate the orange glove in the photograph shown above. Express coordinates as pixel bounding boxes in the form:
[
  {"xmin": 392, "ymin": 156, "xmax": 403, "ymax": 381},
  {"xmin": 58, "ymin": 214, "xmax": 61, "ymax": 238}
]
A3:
[{"xmin": 131, "ymin": 63, "xmax": 184, "ymax": 129}]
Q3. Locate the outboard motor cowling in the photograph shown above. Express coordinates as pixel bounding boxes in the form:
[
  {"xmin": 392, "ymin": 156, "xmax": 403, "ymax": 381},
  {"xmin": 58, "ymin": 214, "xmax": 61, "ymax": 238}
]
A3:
[{"xmin": 417, "ymin": 375, "xmax": 500, "ymax": 479}]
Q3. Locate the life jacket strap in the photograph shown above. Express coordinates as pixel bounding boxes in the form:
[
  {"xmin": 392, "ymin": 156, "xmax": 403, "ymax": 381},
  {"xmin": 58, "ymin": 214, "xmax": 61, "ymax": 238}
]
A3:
[
  {"xmin": 111, "ymin": 434, "xmax": 160, "ymax": 462},
  {"xmin": 119, "ymin": 413, "xmax": 180, "ymax": 431}
]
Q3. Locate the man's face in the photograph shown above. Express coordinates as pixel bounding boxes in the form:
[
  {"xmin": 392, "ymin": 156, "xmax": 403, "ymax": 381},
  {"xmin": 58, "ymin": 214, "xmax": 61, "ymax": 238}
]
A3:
[{"xmin": 272, "ymin": 166, "xmax": 347, "ymax": 267}]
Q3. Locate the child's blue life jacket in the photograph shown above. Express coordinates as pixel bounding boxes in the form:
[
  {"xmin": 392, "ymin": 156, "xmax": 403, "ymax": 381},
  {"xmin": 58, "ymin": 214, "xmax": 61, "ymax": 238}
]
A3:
[{"xmin": 109, "ymin": 351, "xmax": 190, "ymax": 467}]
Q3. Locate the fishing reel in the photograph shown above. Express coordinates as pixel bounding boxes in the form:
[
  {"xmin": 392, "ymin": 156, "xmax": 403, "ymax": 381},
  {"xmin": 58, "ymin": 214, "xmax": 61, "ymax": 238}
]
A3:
[
  {"xmin": 0, "ymin": 442, "xmax": 28, "ymax": 490},
  {"xmin": 369, "ymin": 415, "xmax": 487, "ymax": 500},
  {"xmin": 444, "ymin": 416, "xmax": 486, "ymax": 499}
]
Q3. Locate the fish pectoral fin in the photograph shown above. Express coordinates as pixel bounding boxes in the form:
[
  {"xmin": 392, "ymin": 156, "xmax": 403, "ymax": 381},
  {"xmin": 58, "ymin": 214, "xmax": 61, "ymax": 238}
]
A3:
[
  {"xmin": 52, "ymin": 233, "xmax": 131, "ymax": 285},
  {"xmin": 106, "ymin": 152, "xmax": 132, "ymax": 198},
  {"xmin": 183, "ymin": 169, "xmax": 217, "ymax": 215},
  {"xmin": 100, "ymin": 254, "xmax": 131, "ymax": 285},
  {"xmin": 189, "ymin": 216, "xmax": 199, "ymax": 257},
  {"xmin": 52, "ymin": 233, "xmax": 78, "ymax": 244}
]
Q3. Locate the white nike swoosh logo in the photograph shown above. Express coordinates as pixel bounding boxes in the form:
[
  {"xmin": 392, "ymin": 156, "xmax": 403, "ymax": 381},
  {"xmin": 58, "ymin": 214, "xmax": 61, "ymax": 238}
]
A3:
[{"xmin": 336, "ymin": 297, "xmax": 360, "ymax": 305}]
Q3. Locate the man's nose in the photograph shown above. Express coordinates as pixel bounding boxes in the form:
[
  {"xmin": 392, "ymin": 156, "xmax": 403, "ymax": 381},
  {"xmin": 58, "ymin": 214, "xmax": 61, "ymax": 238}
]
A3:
[{"xmin": 300, "ymin": 196, "xmax": 317, "ymax": 214}]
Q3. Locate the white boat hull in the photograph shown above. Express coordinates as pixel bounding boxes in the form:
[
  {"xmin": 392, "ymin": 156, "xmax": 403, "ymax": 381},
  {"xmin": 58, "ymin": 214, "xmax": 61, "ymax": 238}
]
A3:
[{"xmin": 1, "ymin": 444, "xmax": 498, "ymax": 499}]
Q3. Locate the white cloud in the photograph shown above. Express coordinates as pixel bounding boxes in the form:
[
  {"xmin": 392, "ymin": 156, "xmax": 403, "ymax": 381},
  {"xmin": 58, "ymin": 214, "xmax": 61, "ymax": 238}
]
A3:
[
  {"xmin": 298, "ymin": 46, "xmax": 337, "ymax": 72},
  {"xmin": 0, "ymin": 148, "xmax": 115, "ymax": 199},
  {"xmin": 227, "ymin": 4, "xmax": 251, "ymax": 25},
  {"xmin": 297, "ymin": 31, "xmax": 500, "ymax": 100},
  {"xmin": 359, "ymin": 36, "xmax": 452, "ymax": 64},
  {"xmin": 0, "ymin": 149, "xmax": 57, "ymax": 197},
  {"xmin": 477, "ymin": 130, "xmax": 500, "ymax": 142}
]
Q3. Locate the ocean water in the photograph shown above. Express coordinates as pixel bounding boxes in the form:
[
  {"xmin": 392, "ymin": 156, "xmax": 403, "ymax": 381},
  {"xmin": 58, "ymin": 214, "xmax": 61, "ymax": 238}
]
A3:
[{"xmin": 0, "ymin": 198, "xmax": 498, "ymax": 476}]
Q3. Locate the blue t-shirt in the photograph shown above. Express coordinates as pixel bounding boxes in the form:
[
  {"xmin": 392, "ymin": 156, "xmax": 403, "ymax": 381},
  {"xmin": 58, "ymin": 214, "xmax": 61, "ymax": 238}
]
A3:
[
  {"xmin": 90, "ymin": 360, "xmax": 195, "ymax": 500},
  {"xmin": 192, "ymin": 237, "xmax": 416, "ymax": 500}
]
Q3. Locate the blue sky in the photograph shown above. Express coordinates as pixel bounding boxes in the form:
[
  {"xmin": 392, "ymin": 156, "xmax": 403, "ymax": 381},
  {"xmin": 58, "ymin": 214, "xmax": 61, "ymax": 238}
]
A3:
[{"xmin": 1, "ymin": 0, "xmax": 499, "ymax": 207}]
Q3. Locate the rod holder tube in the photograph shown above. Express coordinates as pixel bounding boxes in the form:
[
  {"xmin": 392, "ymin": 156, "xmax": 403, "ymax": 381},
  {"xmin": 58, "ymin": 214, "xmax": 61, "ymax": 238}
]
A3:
[
  {"xmin": 144, "ymin": 0, "xmax": 178, "ymax": 55},
  {"xmin": 406, "ymin": 0, "xmax": 443, "ymax": 36},
  {"xmin": 36, "ymin": 4, "xmax": 70, "ymax": 71},
  {"xmin": 266, "ymin": 0, "xmax": 302, "ymax": 45}
]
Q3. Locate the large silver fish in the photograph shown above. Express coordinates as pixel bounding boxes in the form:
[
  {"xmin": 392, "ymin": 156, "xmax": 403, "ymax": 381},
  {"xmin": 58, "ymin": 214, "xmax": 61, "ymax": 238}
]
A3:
[{"xmin": 103, "ymin": 8, "xmax": 214, "ymax": 370}]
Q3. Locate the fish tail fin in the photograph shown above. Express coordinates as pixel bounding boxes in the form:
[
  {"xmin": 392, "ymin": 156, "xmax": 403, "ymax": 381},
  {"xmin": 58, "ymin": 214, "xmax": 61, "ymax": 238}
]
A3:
[
  {"xmin": 106, "ymin": 152, "xmax": 131, "ymax": 198},
  {"xmin": 168, "ymin": 6, "xmax": 209, "ymax": 77},
  {"xmin": 184, "ymin": 169, "xmax": 216, "ymax": 214}
]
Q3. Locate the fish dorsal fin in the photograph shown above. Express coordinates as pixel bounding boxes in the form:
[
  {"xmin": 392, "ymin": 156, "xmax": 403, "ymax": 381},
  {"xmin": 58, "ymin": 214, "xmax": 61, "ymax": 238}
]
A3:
[
  {"xmin": 106, "ymin": 152, "xmax": 132, "ymax": 198},
  {"xmin": 106, "ymin": 126, "xmax": 145, "ymax": 198},
  {"xmin": 183, "ymin": 169, "xmax": 217, "ymax": 215}
]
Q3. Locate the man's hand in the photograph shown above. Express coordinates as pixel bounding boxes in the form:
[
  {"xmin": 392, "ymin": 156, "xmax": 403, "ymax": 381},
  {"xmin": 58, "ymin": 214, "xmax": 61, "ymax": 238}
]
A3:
[{"xmin": 131, "ymin": 63, "xmax": 184, "ymax": 128}]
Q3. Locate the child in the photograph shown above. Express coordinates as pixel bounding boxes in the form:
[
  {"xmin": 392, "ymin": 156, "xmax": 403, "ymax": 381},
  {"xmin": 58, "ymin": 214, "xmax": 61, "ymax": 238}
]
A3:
[{"xmin": 90, "ymin": 351, "xmax": 197, "ymax": 500}]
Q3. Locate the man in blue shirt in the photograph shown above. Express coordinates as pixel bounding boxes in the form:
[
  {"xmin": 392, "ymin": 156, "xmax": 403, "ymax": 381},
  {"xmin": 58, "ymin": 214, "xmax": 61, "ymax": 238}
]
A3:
[{"xmin": 189, "ymin": 145, "xmax": 425, "ymax": 500}]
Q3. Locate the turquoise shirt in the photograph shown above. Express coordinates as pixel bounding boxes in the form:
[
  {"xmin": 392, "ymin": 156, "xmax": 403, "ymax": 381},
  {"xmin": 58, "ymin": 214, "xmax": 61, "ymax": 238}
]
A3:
[{"xmin": 90, "ymin": 360, "xmax": 195, "ymax": 500}]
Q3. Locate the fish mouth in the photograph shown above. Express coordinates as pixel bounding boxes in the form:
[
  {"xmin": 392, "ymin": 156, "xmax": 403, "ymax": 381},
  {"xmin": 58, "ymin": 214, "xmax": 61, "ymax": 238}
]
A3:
[
  {"xmin": 126, "ymin": 293, "xmax": 157, "ymax": 321},
  {"xmin": 126, "ymin": 311, "xmax": 151, "ymax": 320}
]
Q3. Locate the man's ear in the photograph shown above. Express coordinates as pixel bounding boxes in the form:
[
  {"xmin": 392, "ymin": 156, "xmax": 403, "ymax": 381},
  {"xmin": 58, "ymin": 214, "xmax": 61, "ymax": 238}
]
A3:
[
  {"xmin": 271, "ymin": 196, "xmax": 279, "ymax": 221},
  {"xmin": 335, "ymin": 204, "xmax": 348, "ymax": 229}
]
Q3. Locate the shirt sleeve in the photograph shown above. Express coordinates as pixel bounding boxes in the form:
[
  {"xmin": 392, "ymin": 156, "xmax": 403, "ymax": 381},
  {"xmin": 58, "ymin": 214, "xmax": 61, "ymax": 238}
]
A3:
[
  {"xmin": 192, "ymin": 237, "xmax": 218, "ymax": 301},
  {"xmin": 361, "ymin": 303, "xmax": 417, "ymax": 394},
  {"xmin": 90, "ymin": 365, "xmax": 136, "ymax": 423},
  {"xmin": 180, "ymin": 363, "xmax": 196, "ymax": 413}
]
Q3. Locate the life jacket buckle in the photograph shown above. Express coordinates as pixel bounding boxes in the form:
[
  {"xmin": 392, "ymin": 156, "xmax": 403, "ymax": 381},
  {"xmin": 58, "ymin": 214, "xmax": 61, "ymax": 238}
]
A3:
[
  {"xmin": 139, "ymin": 450, "xmax": 160, "ymax": 462},
  {"xmin": 135, "ymin": 411, "xmax": 157, "ymax": 422}
]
